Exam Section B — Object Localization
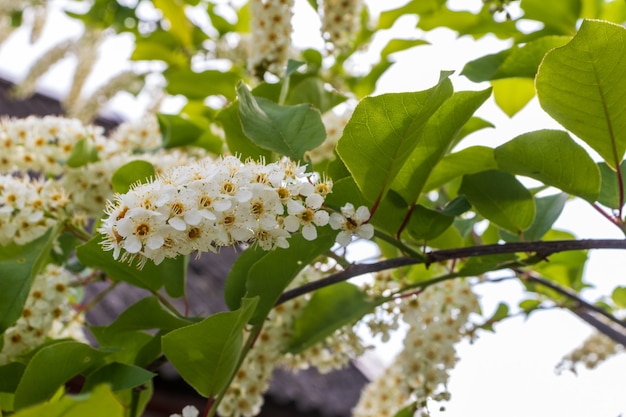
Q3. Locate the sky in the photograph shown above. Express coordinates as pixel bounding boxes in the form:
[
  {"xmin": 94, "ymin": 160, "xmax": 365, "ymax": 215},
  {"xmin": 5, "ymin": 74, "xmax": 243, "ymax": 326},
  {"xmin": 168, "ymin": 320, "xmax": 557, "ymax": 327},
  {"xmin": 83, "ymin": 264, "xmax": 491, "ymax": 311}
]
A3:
[{"xmin": 0, "ymin": 1, "xmax": 624, "ymax": 416}]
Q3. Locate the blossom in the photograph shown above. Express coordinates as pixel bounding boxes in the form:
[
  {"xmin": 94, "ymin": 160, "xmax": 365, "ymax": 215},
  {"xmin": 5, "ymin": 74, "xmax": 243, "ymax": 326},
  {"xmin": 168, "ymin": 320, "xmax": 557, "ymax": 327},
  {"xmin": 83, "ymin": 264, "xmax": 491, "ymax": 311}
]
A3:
[
  {"xmin": 329, "ymin": 203, "xmax": 374, "ymax": 246},
  {"xmin": 169, "ymin": 405, "xmax": 199, "ymax": 417}
]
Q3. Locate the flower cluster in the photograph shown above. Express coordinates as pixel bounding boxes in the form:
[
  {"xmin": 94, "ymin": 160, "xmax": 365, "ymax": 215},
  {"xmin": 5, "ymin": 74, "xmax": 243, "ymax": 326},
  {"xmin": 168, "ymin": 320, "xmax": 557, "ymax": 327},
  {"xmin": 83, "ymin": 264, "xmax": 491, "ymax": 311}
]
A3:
[
  {"xmin": 0, "ymin": 175, "xmax": 70, "ymax": 246},
  {"xmin": 218, "ymin": 263, "xmax": 368, "ymax": 417},
  {"xmin": 0, "ymin": 264, "xmax": 85, "ymax": 365},
  {"xmin": 320, "ymin": 0, "xmax": 364, "ymax": 53},
  {"xmin": 353, "ymin": 278, "xmax": 480, "ymax": 417},
  {"xmin": 0, "ymin": 115, "xmax": 105, "ymax": 175},
  {"xmin": 99, "ymin": 156, "xmax": 341, "ymax": 266},
  {"xmin": 249, "ymin": 0, "xmax": 294, "ymax": 77},
  {"xmin": 557, "ymin": 330, "xmax": 623, "ymax": 373}
]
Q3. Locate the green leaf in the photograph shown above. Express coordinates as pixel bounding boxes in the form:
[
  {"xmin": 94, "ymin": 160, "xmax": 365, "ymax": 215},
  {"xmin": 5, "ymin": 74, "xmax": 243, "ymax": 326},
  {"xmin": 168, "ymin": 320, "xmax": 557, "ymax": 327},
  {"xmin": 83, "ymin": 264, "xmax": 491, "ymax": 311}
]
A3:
[
  {"xmin": 495, "ymin": 130, "xmax": 601, "ymax": 202},
  {"xmin": 492, "ymin": 78, "xmax": 535, "ymax": 117},
  {"xmin": 100, "ymin": 296, "xmax": 193, "ymax": 335},
  {"xmin": 157, "ymin": 113, "xmax": 206, "ymax": 149},
  {"xmin": 462, "ymin": 36, "xmax": 571, "ymax": 82},
  {"xmin": 336, "ymin": 72, "xmax": 453, "ymax": 203},
  {"xmin": 481, "ymin": 302, "xmax": 509, "ymax": 332},
  {"xmin": 460, "ymin": 170, "xmax": 535, "ymax": 234},
  {"xmin": 83, "ymin": 363, "xmax": 155, "ymax": 392},
  {"xmin": 165, "ymin": 69, "xmax": 240, "ymax": 100},
  {"xmin": 237, "ymin": 83, "xmax": 326, "ymax": 161},
  {"xmin": 286, "ymin": 77, "xmax": 347, "ymax": 113},
  {"xmin": 377, "ymin": 0, "xmax": 445, "ymax": 29},
  {"xmin": 500, "ymin": 193, "xmax": 569, "ymax": 242},
  {"xmin": 405, "ymin": 205, "xmax": 453, "ymax": 241},
  {"xmin": 132, "ymin": 38, "xmax": 188, "ymax": 68},
  {"xmin": 597, "ymin": 161, "xmax": 626, "ymax": 209},
  {"xmin": 286, "ymin": 282, "xmax": 375, "ymax": 353},
  {"xmin": 458, "ymin": 254, "xmax": 518, "ymax": 277},
  {"xmin": 424, "ymin": 146, "xmax": 497, "ymax": 192},
  {"xmin": 0, "ymin": 362, "xmax": 25, "ymax": 392},
  {"xmin": 11, "ymin": 385, "xmax": 124, "ymax": 417},
  {"xmin": 76, "ymin": 235, "xmax": 186, "ymax": 292},
  {"xmin": 536, "ymin": 20, "xmax": 626, "ymax": 169},
  {"xmin": 519, "ymin": 299, "xmax": 543, "ymax": 315},
  {"xmin": 611, "ymin": 286, "xmax": 626, "ymax": 309},
  {"xmin": 392, "ymin": 403, "xmax": 418, "ymax": 417},
  {"xmin": 162, "ymin": 297, "xmax": 258, "ymax": 398},
  {"xmin": 217, "ymin": 103, "xmax": 273, "ymax": 161},
  {"xmin": 225, "ymin": 228, "xmax": 336, "ymax": 324},
  {"xmin": 88, "ymin": 328, "xmax": 155, "ymax": 367},
  {"xmin": 391, "ymin": 87, "xmax": 492, "ymax": 204},
  {"xmin": 110, "ymin": 160, "xmax": 155, "ymax": 194},
  {"xmin": 381, "ymin": 38, "xmax": 429, "ymax": 59},
  {"xmin": 0, "ymin": 226, "xmax": 59, "ymax": 334},
  {"xmin": 345, "ymin": 58, "xmax": 394, "ymax": 98},
  {"xmin": 14, "ymin": 341, "xmax": 105, "ymax": 409},
  {"xmin": 66, "ymin": 138, "xmax": 99, "ymax": 168},
  {"xmin": 153, "ymin": 0, "xmax": 192, "ymax": 47},
  {"xmin": 521, "ymin": 0, "xmax": 581, "ymax": 35}
]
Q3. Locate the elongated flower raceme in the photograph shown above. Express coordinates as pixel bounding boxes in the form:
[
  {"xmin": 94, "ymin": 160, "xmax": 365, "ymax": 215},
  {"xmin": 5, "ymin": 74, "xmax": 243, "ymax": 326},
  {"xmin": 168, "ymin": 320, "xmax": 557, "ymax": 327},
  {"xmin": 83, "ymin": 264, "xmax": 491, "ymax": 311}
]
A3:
[{"xmin": 99, "ymin": 156, "xmax": 374, "ymax": 267}]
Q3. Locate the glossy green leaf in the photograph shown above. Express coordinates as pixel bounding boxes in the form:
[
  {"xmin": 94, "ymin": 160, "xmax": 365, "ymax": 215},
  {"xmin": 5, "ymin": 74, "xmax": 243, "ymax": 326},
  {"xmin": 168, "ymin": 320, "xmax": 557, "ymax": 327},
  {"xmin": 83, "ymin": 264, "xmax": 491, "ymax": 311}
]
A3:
[
  {"xmin": 417, "ymin": 7, "xmax": 519, "ymax": 39},
  {"xmin": 481, "ymin": 302, "xmax": 510, "ymax": 332},
  {"xmin": 536, "ymin": 20, "xmax": 626, "ymax": 169},
  {"xmin": 110, "ymin": 160, "xmax": 155, "ymax": 194},
  {"xmin": 14, "ymin": 341, "xmax": 105, "ymax": 409},
  {"xmin": 324, "ymin": 177, "xmax": 369, "ymax": 210},
  {"xmin": 519, "ymin": 299, "xmax": 543, "ymax": 315},
  {"xmin": 225, "ymin": 228, "xmax": 336, "ymax": 324},
  {"xmin": 597, "ymin": 161, "xmax": 626, "ymax": 209},
  {"xmin": 391, "ymin": 88, "xmax": 492, "ymax": 204},
  {"xmin": 88, "ymin": 328, "xmax": 155, "ymax": 367},
  {"xmin": 162, "ymin": 297, "xmax": 258, "ymax": 398},
  {"xmin": 500, "ymin": 193, "xmax": 569, "ymax": 242},
  {"xmin": 76, "ymin": 235, "xmax": 186, "ymax": 292},
  {"xmin": 492, "ymin": 78, "xmax": 535, "ymax": 117},
  {"xmin": 11, "ymin": 385, "xmax": 124, "ymax": 417},
  {"xmin": 455, "ymin": 117, "xmax": 494, "ymax": 144},
  {"xmin": 286, "ymin": 282, "xmax": 375, "ymax": 354},
  {"xmin": 405, "ymin": 205, "xmax": 453, "ymax": 241},
  {"xmin": 521, "ymin": 0, "xmax": 581, "ymax": 35},
  {"xmin": 532, "ymin": 230, "xmax": 587, "ymax": 292},
  {"xmin": 237, "ymin": 83, "xmax": 326, "ymax": 161},
  {"xmin": 423, "ymin": 146, "xmax": 497, "ymax": 192},
  {"xmin": 495, "ymin": 130, "xmax": 600, "ymax": 202},
  {"xmin": 460, "ymin": 170, "xmax": 535, "ymax": 234},
  {"xmin": 611, "ymin": 286, "xmax": 626, "ymax": 309},
  {"xmin": 345, "ymin": 58, "xmax": 394, "ymax": 98},
  {"xmin": 99, "ymin": 296, "xmax": 193, "ymax": 336},
  {"xmin": 217, "ymin": 103, "xmax": 273, "ymax": 161},
  {"xmin": 165, "ymin": 69, "xmax": 240, "ymax": 100},
  {"xmin": 66, "ymin": 138, "xmax": 99, "ymax": 168},
  {"xmin": 0, "ymin": 226, "xmax": 59, "ymax": 334},
  {"xmin": 381, "ymin": 38, "xmax": 429, "ymax": 58},
  {"xmin": 337, "ymin": 73, "xmax": 453, "ymax": 203},
  {"xmin": 83, "ymin": 363, "xmax": 155, "ymax": 392}
]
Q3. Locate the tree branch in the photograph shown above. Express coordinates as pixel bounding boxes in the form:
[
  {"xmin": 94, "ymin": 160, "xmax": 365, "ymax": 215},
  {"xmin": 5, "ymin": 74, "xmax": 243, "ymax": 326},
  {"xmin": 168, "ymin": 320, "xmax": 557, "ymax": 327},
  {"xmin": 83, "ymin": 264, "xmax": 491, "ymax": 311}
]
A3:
[{"xmin": 277, "ymin": 238, "xmax": 626, "ymax": 305}]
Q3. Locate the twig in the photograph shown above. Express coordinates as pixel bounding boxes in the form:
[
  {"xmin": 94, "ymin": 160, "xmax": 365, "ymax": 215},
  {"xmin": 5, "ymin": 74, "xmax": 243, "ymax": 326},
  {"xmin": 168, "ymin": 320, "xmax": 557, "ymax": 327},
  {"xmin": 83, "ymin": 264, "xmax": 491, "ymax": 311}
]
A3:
[{"xmin": 277, "ymin": 238, "xmax": 626, "ymax": 305}]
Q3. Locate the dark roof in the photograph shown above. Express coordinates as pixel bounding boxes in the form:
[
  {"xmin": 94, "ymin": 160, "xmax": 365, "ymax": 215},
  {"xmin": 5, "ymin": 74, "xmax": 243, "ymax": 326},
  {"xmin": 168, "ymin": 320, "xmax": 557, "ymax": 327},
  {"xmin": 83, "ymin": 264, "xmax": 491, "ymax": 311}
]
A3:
[
  {"xmin": 0, "ymin": 76, "xmax": 121, "ymax": 132},
  {"xmin": 0, "ymin": 77, "xmax": 369, "ymax": 417}
]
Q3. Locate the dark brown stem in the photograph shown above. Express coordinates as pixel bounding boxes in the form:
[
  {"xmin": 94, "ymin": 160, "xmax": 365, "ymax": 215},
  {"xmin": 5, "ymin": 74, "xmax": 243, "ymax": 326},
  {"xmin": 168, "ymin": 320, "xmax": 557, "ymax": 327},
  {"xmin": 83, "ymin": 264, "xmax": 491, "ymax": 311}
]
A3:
[{"xmin": 277, "ymin": 239, "xmax": 626, "ymax": 305}]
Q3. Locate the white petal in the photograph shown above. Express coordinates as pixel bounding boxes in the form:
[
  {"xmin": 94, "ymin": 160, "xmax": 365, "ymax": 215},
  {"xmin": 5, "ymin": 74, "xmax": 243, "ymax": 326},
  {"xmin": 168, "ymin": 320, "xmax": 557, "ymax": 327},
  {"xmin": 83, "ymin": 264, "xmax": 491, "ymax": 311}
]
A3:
[
  {"xmin": 213, "ymin": 199, "xmax": 231, "ymax": 212},
  {"xmin": 313, "ymin": 210, "xmax": 329, "ymax": 226},
  {"xmin": 357, "ymin": 224, "xmax": 374, "ymax": 240},
  {"xmin": 355, "ymin": 206, "xmax": 371, "ymax": 222},
  {"xmin": 329, "ymin": 213, "xmax": 345, "ymax": 230},
  {"xmin": 284, "ymin": 215, "xmax": 300, "ymax": 232},
  {"xmin": 302, "ymin": 224, "xmax": 318, "ymax": 241},
  {"xmin": 168, "ymin": 217, "xmax": 187, "ymax": 231},
  {"xmin": 125, "ymin": 236, "xmax": 142, "ymax": 253},
  {"xmin": 184, "ymin": 210, "xmax": 203, "ymax": 225},
  {"xmin": 335, "ymin": 231, "xmax": 352, "ymax": 247},
  {"xmin": 305, "ymin": 193, "xmax": 324, "ymax": 209},
  {"xmin": 286, "ymin": 199, "xmax": 305, "ymax": 215},
  {"xmin": 147, "ymin": 234, "xmax": 165, "ymax": 250}
]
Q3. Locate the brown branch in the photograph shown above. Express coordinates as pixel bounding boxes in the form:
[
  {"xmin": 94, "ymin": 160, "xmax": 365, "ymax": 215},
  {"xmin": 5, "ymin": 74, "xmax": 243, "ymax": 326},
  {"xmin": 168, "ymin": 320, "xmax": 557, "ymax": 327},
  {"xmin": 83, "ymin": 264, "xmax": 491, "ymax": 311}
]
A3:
[
  {"xmin": 571, "ymin": 308, "xmax": 626, "ymax": 346},
  {"xmin": 277, "ymin": 238, "xmax": 626, "ymax": 305}
]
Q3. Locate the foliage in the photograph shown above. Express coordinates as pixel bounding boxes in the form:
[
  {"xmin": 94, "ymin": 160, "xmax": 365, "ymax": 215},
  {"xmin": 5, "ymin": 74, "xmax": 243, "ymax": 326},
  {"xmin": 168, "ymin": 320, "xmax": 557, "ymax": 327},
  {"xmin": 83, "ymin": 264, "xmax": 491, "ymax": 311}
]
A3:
[{"xmin": 0, "ymin": 1, "xmax": 625, "ymax": 417}]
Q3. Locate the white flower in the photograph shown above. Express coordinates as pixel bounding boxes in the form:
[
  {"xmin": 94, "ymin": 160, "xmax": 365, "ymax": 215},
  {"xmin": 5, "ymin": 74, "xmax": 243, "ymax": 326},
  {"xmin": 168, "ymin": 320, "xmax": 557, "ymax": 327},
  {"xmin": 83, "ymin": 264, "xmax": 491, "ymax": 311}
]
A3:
[
  {"xmin": 329, "ymin": 203, "xmax": 374, "ymax": 246},
  {"xmin": 170, "ymin": 405, "xmax": 199, "ymax": 417}
]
